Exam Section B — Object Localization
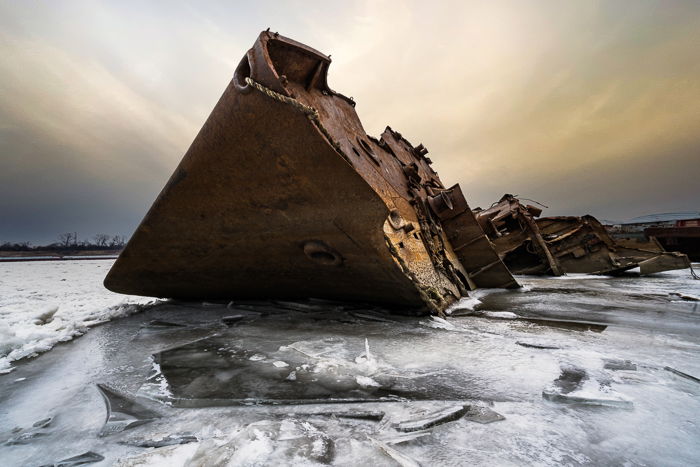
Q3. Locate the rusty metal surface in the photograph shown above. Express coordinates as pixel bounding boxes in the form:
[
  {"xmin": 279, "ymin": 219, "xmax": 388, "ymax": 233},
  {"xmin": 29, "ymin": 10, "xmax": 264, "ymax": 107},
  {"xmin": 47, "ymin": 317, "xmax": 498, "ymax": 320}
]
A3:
[
  {"xmin": 536, "ymin": 216, "xmax": 641, "ymax": 274},
  {"xmin": 474, "ymin": 195, "xmax": 563, "ymax": 275},
  {"xmin": 431, "ymin": 188, "xmax": 519, "ymax": 288},
  {"xmin": 104, "ymin": 31, "xmax": 516, "ymax": 314},
  {"xmin": 475, "ymin": 195, "xmax": 690, "ymax": 276},
  {"xmin": 538, "ymin": 215, "xmax": 689, "ymax": 275}
]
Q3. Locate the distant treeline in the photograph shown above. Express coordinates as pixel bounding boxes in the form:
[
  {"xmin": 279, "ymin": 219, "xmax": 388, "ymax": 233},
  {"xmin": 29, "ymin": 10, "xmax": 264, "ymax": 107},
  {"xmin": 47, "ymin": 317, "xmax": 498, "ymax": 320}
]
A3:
[{"xmin": 0, "ymin": 233, "xmax": 126, "ymax": 252}]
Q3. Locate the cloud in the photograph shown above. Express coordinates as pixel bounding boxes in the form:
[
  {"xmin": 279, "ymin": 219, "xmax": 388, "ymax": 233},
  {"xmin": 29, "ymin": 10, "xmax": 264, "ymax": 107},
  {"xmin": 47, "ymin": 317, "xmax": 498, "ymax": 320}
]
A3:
[{"xmin": 1, "ymin": 0, "xmax": 699, "ymax": 242}]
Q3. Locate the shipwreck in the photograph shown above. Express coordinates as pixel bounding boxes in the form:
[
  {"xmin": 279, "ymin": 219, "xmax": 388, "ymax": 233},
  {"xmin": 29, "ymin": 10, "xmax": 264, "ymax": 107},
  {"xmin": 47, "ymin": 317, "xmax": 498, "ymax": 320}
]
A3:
[
  {"xmin": 474, "ymin": 194, "xmax": 690, "ymax": 276},
  {"xmin": 104, "ymin": 31, "xmax": 518, "ymax": 315}
]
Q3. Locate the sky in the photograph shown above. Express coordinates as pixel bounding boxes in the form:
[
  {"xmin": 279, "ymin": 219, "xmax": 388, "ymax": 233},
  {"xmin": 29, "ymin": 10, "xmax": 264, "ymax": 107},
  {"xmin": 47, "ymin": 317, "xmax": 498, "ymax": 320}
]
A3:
[{"xmin": 1, "ymin": 0, "xmax": 699, "ymax": 244}]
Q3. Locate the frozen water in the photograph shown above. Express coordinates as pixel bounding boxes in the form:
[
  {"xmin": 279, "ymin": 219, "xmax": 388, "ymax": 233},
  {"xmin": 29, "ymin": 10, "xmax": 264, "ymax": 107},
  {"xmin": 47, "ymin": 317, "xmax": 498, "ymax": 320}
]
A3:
[
  {"xmin": 0, "ymin": 261, "xmax": 699, "ymax": 466},
  {"xmin": 0, "ymin": 260, "xmax": 153, "ymax": 373}
]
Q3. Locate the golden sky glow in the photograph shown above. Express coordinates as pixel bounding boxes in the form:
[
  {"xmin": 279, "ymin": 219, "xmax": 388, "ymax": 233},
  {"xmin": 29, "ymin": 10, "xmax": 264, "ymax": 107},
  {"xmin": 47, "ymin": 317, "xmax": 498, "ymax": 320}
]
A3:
[{"xmin": 1, "ymin": 1, "xmax": 699, "ymax": 242}]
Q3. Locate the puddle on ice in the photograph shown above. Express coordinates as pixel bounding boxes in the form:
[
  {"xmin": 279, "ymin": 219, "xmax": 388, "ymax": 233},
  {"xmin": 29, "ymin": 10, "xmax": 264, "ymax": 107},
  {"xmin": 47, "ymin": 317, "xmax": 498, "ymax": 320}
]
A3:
[{"xmin": 1, "ymin": 262, "xmax": 700, "ymax": 465}]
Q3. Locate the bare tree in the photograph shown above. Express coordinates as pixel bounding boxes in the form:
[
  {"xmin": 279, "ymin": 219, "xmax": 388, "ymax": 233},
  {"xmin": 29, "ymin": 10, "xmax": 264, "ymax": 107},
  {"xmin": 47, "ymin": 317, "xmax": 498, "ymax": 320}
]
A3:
[
  {"xmin": 93, "ymin": 234, "xmax": 110, "ymax": 247},
  {"xmin": 110, "ymin": 235, "xmax": 126, "ymax": 248},
  {"xmin": 58, "ymin": 233, "xmax": 73, "ymax": 247}
]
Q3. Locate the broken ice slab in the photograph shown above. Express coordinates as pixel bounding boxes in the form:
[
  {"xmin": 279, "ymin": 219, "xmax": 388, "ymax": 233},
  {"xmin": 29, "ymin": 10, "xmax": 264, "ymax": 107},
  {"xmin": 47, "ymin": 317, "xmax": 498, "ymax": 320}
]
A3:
[
  {"xmin": 542, "ymin": 388, "xmax": 634, "ymax": 409},
  {"xmin": 370, "ymin": 437, "xmax": 422, "ymax": 467},
  {"xmin": 97, "ymin": 384, "xmax": 159, "ymax": 436},
  {"xmin": 394, "ymin": 405, "xmax": 469, "ymax": 432},
  {"xmin": 377, "ymin": 430, "xmax": 432, "ymax": 445},
  {"xmin": 516, "ymin": 340, "xmax": 561, "ymax": 350},
  {"xmin": 664, "ymin": 366, "xmax": 700, "ymax": 383},
  {"xmin": 32, "ymin": 417, "xmax": 53, "ymax": 428},
  {"xmin": 38, "ymin": 451, "xmax": 104, "ymax": 467},
  {"xmin": 521, "ymin": 317, "xmax": 607, "ymax": 332},
  {"xmin": 462, "ymin": 405, "xmax": 506, "ymax": 424},
  {"xmin": 123, "ymin": 433, "xmax": 198, "ymax": 448},
  {"xmin": 142, "ymin": 319, "xmax": 186, "ymax": 328},
  {"xmin": 420, "ymin": 316, "xmax": 457, "ymax": 330},
  {"xmin": 603, "ymin": 359, "xmax": 638, "ymax": 371},
  {"xmin": 543, "ymin": 366, "xmax": 633, "ymax": 409},
  {"xmin": 300, "ymin": 410, "xmax": 385, "ymax": 421}
]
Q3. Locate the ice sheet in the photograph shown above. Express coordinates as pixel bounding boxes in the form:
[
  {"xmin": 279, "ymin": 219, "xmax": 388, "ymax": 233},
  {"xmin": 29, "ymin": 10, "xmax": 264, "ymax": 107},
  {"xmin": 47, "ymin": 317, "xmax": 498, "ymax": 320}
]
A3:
[{"xmin": 0, "ymin": 261, "xmax": 699, "ymax": 466}]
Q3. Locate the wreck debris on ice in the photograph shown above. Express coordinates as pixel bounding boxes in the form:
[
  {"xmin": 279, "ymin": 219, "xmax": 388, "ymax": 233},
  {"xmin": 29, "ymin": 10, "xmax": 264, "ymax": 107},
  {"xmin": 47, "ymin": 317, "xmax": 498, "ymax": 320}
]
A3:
[
  {"xmin": 104, "ymin": 30, "xmax": 517, "ymax": 314},
  {"xmin": 474, "ymin": 194, "xmax": 690, "ymax": 276}
]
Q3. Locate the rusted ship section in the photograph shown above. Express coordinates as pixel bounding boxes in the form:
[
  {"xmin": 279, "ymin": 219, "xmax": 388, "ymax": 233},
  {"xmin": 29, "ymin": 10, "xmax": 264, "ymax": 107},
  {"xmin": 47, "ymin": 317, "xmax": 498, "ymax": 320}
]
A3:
[
  {"xmin": 104, "ymin": 31, "xmax": 518, "ymax": 314},
  {"xmin": 474, "ymin": 195, "xmax": 564, "ymax": 275},
  {"xmin": 475, "ymin": 195, "xmax": 690, "ymax": 276}
]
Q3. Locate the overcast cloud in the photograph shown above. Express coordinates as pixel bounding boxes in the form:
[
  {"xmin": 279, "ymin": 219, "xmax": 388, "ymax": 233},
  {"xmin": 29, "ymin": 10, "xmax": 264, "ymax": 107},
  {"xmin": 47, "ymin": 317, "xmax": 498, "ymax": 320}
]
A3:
[{"xmin": 1, "ymin": 0, "xmax": 699, "ymax": 243}]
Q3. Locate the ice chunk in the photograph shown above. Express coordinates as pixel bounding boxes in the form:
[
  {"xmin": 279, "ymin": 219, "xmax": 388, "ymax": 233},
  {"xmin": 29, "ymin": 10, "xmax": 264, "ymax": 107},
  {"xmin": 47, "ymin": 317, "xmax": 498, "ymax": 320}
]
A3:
[
  {"xmin": 445, "ymin": 295, "xmax": 482, "ymax": 315},
  {"xmin": 543, "ymin": 367, "xmax": 633, "ymax": 409},
  {"xmin": 355, "ymin": 375, "xmax": 381, "ymax": 387},
  {"xmin": 370, "ymin": 437, "xmax": 421, "ymax": 467},
  {"xmin": 378, "ymin": 430, "xmax": 431, "ymax": 445},
  {"xmin": 484, "ymin": 311, "xmax": 518, "ymax": 319},
  {"xmin": 32, "ymin": 417, "xmax": 53, "ymax": 428},
  {"xmin": 97, "ymin": 384, "xmax": 159, "ymax": 436},
  {"xmin": 462, "ymin": 405, "xmax": 505, "ymax": 424},
  {"xmin": 516, "ymin": 340, "xmax": 561, "ymax": 350},
  {"xmin": 394, "ymin": 405, "xmax": 469, "ymax": 432},
  {"xmin": 420, "ymin": 316, "xmax": 456, "ymax": 330},
  {"xmin": 664, "ymin": 366, "xmax": 700, "ymax": 383},
  {"xmin": 39, "ymin": 451, "xmax": 104, "ymax": 466},
  {"xmin": 124, "ymin": 433, "xmax": 198, "ymax": 448},
  {"xmin": 302, "ymin": 410, "xmax": 385, "ymax": 421},
  {"xmin": 354, "ymin": 338, "xmax": 378, "ymax": 372},
  {"xmin": 542, "ymin": 387, "xmax": 634, "ymax": 409},
  {"xmin": 143, "ymin": 319, "xmax": 185, "ymax": 328},
  {"xmin": 604, "ymin": 359, "xmax": 637, "ymax": 371}
]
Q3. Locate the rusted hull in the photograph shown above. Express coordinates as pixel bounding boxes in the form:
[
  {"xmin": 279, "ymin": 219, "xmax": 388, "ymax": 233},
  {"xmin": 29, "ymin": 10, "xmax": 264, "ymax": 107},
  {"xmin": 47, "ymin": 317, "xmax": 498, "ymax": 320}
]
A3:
[
  {"xmin": 475, "ymin": 195, "xmax": 690, "ymax": 276},
  {"xmin": 104, "ymin": 31, "xmax": 517, "ymax": 314}
]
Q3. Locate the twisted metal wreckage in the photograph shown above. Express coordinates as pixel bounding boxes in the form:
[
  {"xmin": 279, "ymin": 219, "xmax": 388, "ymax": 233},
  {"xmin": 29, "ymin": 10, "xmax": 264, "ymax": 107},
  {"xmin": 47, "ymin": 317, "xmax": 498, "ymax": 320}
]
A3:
[
  {"xmin": 104, "ymin": 31, "xmax": 690, "ymax": 314},
  {"xmin": 474, "ymin": 195, "xmax": 690, "ymax": 276}
]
